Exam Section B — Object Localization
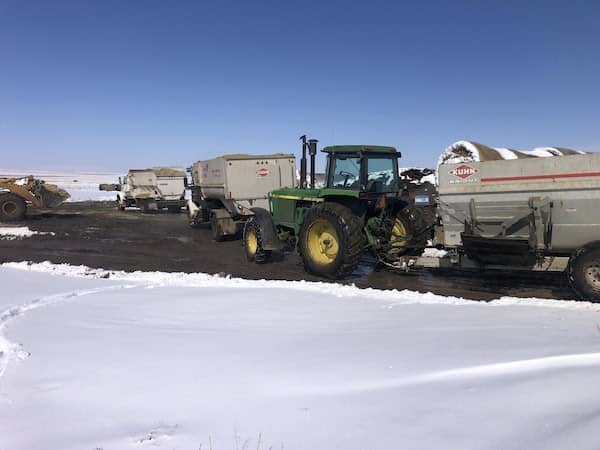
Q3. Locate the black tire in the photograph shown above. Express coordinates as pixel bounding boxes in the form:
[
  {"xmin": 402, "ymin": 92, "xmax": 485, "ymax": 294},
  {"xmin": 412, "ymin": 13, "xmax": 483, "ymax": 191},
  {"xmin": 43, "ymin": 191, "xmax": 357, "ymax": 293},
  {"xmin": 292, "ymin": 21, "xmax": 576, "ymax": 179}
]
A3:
[
  {"xmin": 0, "ymin": 194, "xmax": 26, "ymax": 221},
  {"xmin": 390, "ymin": 208, "xmax": 429, "ymax": 258},
  {"xmin": 167, "ymin": 206, "xmax": 180, "ymax": 213},
  {"xmin": 243, "ymin": 217, "xmax": 272, "ymax": 263},
  {"xmin": 298, "ymin": 202, "xmax": 365, "ymax": 278},
  {"xmin": 568, "ymin": 247, "xmax": 600, "ymax": 302},
  {"xmin": 117, "ymin": 197, "xmax": 125, "ymax": 211},
  {"xmin": 138, "ymin": 199, "xmax": 149, "ymax": 213},
  {"xmin": 210, "ymin": 213, "xmax": 224, "ymax": 242}
]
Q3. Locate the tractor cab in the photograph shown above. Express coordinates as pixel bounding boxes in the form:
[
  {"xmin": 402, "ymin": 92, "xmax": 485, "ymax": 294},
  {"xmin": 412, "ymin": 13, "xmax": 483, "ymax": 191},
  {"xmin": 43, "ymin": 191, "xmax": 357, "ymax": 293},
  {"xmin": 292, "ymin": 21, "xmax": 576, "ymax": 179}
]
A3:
[{"xmin": 323, "ymin": 146, "xmax": 400, "ymax": 194}]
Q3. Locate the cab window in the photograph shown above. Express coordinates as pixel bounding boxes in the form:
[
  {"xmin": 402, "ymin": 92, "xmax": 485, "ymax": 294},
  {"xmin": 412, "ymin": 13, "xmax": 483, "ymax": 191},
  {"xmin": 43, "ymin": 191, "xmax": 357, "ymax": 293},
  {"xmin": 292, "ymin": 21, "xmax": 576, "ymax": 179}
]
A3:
[
  {"xmin": 366, "ymin": 157, "xmax": 397, "ymax": 192},
  {"xmin": 329, "ymin": 156, "xmax": 361, "ymax": 189}
]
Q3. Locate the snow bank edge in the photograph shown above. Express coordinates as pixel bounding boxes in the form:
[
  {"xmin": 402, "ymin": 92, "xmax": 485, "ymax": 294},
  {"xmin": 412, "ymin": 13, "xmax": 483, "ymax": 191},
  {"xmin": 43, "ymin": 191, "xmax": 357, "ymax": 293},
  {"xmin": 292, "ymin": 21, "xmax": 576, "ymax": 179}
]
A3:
[{"xmin": 2, "ymin": 260, "xmax": 599, "ymax": 312}]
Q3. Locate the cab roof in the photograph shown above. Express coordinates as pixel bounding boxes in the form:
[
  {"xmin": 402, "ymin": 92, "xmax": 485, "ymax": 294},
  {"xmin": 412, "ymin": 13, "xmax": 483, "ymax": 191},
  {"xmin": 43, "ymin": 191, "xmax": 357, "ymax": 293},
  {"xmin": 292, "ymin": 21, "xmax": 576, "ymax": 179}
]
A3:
[{"xmin": 322, "ymin": 145, "xmax": 398, "ymax": 154}]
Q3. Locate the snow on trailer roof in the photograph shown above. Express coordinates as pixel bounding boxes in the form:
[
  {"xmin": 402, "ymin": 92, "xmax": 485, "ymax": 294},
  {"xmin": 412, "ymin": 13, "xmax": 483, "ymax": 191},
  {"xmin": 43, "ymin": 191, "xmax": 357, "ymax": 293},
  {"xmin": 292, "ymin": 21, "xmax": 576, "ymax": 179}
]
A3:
[{"xmin": 438, "ymin": 140, "xmax": 587, "ymax": 166}]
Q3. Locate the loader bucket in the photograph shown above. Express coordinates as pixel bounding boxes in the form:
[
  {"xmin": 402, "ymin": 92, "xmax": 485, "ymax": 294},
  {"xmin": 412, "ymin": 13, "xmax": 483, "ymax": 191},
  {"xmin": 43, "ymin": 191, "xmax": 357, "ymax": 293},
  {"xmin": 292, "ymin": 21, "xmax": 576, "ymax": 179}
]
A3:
[{"xmin": 36, "ymin": 182, "xmax": 70, "ymax": 207}]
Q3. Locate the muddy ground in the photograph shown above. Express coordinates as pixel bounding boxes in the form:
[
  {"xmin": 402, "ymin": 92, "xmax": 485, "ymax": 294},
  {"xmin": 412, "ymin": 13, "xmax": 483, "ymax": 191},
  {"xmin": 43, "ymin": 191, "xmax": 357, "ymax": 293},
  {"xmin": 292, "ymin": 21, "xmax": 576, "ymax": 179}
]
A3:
[{"xmin": 0, "ymin": 202, "xmax": 575, "ymax": 301}]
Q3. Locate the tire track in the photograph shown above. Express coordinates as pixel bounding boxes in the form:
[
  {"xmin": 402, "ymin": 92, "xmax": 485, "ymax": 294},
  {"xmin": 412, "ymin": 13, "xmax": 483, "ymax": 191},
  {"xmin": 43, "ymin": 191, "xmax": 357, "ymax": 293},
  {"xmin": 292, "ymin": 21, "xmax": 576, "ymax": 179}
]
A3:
[{"xmin": 0, "ymin": 284, "xmax": 137, "ymax": 380}]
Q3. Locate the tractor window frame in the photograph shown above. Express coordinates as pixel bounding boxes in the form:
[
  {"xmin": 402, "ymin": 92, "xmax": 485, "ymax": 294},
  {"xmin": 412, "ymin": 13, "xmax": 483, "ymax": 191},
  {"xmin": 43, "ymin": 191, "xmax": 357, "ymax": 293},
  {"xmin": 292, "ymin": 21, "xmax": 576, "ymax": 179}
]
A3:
[
  {"xmin": 326, "ymin": 154, "xmax": 362, "ymax": 190},
  {"xmin": 364, "ymin": 154, "xmax": 399, "ymax": 193}
]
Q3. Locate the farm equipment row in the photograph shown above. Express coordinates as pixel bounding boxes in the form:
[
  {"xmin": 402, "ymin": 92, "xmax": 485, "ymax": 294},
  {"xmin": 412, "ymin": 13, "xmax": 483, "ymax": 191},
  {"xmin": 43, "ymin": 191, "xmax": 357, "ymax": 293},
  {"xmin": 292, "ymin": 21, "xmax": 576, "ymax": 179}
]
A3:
[
  {"xmin": 94, "ymin": 136, "xmax": 600, "ymax": 302},
  {"xmin": 5, "ymin": 134, "xmax": 600, "ymax": 302}
]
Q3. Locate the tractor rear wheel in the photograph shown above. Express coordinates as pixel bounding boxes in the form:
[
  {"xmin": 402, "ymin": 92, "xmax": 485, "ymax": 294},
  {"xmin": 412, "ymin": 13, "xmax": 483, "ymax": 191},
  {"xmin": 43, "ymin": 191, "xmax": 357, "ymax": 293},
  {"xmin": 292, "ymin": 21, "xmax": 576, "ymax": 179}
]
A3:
[
  {"xmin": 243, "ymin": 217, "xmax": 271, "ymax": 263},
  {"xmin": 298, "ymin": 203, "xmax": 365, "ymax": 278},
  {"xmin": 568, "ymin": 248, "xmax": 600, "ymax": 302},
  {"xmin": 0, "ymin": 194, "xmax": 26, "ymax": 221},
  {"xmin": 386, "ymin": 208, "xmax": 428, "ymax": 259}
]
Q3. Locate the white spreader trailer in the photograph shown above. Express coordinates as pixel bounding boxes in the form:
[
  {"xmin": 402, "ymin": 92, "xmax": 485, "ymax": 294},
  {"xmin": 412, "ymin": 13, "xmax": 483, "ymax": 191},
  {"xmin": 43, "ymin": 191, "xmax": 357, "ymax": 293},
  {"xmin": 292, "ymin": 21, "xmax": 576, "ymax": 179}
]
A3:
[
  {"xmin": 408, "ymin": 141, "xmax": 600, "ymax": 300},
  {"xmin": 188, "ymin": 153, "xmax": 296, "ymax": 240},
  {"xmin": 101, "ymin": 167, "xmax": 187, "ymax": 212}
]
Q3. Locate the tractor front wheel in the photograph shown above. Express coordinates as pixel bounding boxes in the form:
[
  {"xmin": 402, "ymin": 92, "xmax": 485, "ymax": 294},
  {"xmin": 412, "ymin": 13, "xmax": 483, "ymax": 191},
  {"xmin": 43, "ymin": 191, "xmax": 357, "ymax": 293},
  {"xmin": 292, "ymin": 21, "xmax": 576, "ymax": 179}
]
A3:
[
  {"xmin": 0, "ymin": 194, "xmax": 26, "ymax": 221},
  {"xmin": 243, "ymin": 217, "xmax": 271, "ymax": 263},
  {"xmin": 298, "ymin": 203, "xmax": 365, "ymax": 278}
]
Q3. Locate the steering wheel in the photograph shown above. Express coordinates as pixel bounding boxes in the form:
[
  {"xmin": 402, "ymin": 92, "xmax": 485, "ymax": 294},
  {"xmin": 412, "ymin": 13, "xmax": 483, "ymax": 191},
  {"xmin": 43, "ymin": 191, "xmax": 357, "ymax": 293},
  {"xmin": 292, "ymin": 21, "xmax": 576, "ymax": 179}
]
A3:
[{"xmin": 338, "ymin": 170, "xmax": 355, "ymax": 187}]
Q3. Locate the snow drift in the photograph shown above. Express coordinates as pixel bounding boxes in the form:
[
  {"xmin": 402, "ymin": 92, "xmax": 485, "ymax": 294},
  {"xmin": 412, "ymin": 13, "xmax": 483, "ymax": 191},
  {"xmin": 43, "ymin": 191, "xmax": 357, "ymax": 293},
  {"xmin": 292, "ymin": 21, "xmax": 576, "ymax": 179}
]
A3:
[{"xmin": 1, "ymin": 261, "xmax": 600, "ymax": 450}]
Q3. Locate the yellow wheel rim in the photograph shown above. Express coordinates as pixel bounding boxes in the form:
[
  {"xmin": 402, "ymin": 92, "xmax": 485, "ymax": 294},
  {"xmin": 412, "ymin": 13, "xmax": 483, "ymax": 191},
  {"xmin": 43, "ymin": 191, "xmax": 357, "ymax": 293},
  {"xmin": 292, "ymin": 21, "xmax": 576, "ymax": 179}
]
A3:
[
  {"xmin": 389, "ymin": 217, "xmax": 410, "ymax": 252},
  {"xmin": 306, "ymin": 219, "xmax": 339, "ymax": 265},
  {"xmin": 246, "ymin": 228, "xmax": 258, "ymax": 256}
]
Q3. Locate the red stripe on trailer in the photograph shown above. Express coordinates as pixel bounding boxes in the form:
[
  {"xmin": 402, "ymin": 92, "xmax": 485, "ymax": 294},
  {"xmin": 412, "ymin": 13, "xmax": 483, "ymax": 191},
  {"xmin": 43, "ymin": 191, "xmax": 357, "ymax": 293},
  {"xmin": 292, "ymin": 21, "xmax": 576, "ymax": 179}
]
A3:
[{"xmin": 481, "ymin": 171, "xmax": 600, "ymax": 183}]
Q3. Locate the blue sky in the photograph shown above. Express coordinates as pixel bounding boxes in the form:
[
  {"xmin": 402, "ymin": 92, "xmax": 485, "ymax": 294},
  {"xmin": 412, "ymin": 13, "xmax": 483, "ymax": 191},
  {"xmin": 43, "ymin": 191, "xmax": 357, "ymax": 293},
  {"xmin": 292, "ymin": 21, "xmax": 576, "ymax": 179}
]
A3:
[{"xmin": 1, "ymin": 0, "xmax": 599, "ymax": 171}]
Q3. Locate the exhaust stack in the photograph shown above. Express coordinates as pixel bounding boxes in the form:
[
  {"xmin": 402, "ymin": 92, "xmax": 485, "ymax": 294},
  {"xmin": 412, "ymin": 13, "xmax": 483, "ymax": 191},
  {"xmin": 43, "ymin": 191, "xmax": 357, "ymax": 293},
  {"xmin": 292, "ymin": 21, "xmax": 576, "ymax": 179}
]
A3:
[
  {"xmin": 308, "ymin": 139, "xmax": 318, "ymax": 189},
  {"xmin": 299, "ymin": 135, "xmax": 308, "ymax": 189}
]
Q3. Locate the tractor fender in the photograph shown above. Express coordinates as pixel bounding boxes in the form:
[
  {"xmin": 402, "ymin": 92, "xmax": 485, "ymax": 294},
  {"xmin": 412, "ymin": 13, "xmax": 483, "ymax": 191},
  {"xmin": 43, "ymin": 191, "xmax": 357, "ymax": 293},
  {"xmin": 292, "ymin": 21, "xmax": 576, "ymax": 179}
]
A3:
[{"xmin": 249, "ymin": 207, "xmax": 281, "ymax": 251}]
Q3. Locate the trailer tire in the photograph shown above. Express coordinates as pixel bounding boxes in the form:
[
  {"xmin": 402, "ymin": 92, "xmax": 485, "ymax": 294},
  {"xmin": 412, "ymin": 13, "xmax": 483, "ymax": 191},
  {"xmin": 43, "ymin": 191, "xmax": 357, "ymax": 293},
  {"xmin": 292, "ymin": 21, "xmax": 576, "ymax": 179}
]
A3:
[
  {"xmin": 210, "ymin": 213, "xmax": 224, "ymax": 242},
  {"xmin": 298, "ymin": 203, "xmax": 365, "ymax": 279},
  {"xmin": 138, "ymin": 199, "xmax": 149, "ymax": 213},
  {"xmin": 243, "ymin": 217, "xmax": 271, "ymax": 263},
  {"xmin": 0, "ymin": 194, "xmax": 26, "ymax": 221},
  {"xmin": 568, "ymin": 248, "xmax": 600, "ymax": 302}
]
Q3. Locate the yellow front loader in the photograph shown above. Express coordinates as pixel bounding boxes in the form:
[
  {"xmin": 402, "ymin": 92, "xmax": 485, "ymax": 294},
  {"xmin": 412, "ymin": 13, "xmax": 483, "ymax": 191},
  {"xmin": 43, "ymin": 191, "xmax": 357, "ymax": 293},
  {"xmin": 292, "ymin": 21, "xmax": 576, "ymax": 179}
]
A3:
[{"xmin": 0, "ymin": 176, "xmax": 70, "ymax": 221}]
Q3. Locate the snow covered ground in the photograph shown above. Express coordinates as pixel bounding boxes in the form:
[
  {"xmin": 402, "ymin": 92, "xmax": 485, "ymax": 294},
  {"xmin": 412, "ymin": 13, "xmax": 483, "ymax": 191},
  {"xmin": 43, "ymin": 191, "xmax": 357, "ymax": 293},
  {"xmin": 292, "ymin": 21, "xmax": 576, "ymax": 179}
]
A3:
[
  {"xmin": 1, "ymin": 262, "xmax": 600, "ymax": 450},
  {"xmin": 0, "ymin": 170, "xmax": 121, "ymax": 202},
  {"xmin": 0, "ymin": 226, "xmax": 54, "ymax": 240}
]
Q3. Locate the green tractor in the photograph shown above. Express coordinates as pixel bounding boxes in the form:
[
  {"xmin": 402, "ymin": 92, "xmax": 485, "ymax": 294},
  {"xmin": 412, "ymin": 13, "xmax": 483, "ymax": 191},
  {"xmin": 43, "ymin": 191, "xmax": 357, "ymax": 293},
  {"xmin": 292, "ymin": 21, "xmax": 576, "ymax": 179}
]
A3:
[{"xmin": 243, "ymin": 136, "xmax": 434, "ymax": 278}]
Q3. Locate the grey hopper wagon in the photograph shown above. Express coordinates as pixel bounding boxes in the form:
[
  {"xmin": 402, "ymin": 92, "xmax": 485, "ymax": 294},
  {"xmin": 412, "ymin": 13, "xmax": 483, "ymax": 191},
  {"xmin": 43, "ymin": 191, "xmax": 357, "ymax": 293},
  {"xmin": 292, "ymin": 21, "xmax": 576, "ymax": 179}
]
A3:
[
  {"xmin": 410, "ymin": 141, "xmax": 600, "ymax": 301},
  {"xmin": 100, "ymin": 167, "xmax": 187, "ymax": 212},
  {"xmin": 188, "ymin": 153, "xmax": 296, "ymax": 241}
]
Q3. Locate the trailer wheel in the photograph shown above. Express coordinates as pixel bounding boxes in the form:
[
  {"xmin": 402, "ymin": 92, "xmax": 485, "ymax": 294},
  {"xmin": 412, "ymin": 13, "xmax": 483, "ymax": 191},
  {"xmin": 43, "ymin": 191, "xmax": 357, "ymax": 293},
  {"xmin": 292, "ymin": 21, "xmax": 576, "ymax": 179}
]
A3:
[
  {"xmin": 298, "ymin": 203, "xmax": 365, "ymax": 279},
  {"xmin": 138, "ymin": 199, "xmax": 149, "ymax": 213},
  {"xmin": 568, "ymin": 248, "xmax": 600, "ymax": 302},
  {"xmin": 244, "ymin": 217, "xmax": 271, "ymax": 263},
  {"xmin": 210, "ymin": 213, "xmax": 224, "ymax": 242},
  {"xmin": 0, "ymin": 194, "xmax": 26, "ymax": 221}
]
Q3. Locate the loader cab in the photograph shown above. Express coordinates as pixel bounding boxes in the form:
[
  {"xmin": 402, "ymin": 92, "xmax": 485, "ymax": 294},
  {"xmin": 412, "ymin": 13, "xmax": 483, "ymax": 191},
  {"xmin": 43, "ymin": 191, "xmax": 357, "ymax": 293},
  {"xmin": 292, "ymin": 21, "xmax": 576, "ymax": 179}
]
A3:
[{"xmin": 323, "ymin": 146, "xmax": 400, "ymax": 193}]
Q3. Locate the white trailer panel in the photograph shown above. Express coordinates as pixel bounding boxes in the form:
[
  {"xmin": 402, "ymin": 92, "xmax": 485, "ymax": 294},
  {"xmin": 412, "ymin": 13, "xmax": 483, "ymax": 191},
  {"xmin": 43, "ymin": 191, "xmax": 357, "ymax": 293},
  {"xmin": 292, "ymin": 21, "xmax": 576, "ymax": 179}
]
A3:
[
  {"xmin": 438, "ymin": 152, "xmax": 600, "ymax": 253},
  {"xmin": 191, "ymin": 154, "xmax": 296, "ymax": 209}
]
